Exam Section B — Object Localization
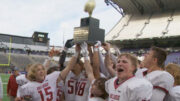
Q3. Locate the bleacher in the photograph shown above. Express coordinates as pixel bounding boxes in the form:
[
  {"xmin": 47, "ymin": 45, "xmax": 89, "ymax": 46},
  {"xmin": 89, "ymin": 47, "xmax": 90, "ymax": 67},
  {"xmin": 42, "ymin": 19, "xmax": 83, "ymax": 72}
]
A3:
[
  {"xmin": 30, "ymin": 55, "xmax": 48, "ymax": 64},
  {"xmin": 139, "ymin": 12, "xmax": 172, "ymax": 39},
  {"xmin": 106, "ymin": 14, "xmax": 132, "ymax": 40},
  {"xmin": 30, "ymin": 55, "xmax": 58, "ymax": 68},
  {"xmin": 10, "ymin": 54, "xmax": 33, "ymax": 69},
  {"xmin": 116, "ymin": 14, "xmax": 149, "ymax": 40},
  {"xmin": 106, "ymin": 10, "xmax": 180, "ymax": 41},
  {"xmin": 166, "ymin": 10, "xmax": 180, "ymax": 37},
  {"xmin": 0, "ymin": 53, "xmax": 8, "ymax": 64},
  {"xmin": 0, "ymin": 52, "xmax": 59, "ymax": 72},
  {"xmin": 105, "ymin": 0, "xmax": 180, "ymax": 64}
]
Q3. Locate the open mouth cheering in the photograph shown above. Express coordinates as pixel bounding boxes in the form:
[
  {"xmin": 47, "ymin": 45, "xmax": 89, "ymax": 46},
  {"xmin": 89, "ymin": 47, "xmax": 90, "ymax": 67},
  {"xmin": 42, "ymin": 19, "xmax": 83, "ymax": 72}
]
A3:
[{"xmin": 117, "ymin": 68, "xmax": 124, "ymax": 72}]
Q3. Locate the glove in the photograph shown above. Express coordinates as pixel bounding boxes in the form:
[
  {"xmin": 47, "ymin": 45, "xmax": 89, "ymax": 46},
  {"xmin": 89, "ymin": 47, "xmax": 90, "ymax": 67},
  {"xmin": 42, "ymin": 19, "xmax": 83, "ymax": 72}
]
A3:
[
  {"xmin": 114, "ymin": 47, "xmax": 121, "ymax": 56},
  {"xmin": 80, "ymin": 42, "xmax": 89, "ymax": 59},
  {"xmin": 65, "ymin": 39, "xmax": 74, "ymax": 48},
  {"xmin": 94, "ymin": 41, "xmax": 101, "ymax": 51}
]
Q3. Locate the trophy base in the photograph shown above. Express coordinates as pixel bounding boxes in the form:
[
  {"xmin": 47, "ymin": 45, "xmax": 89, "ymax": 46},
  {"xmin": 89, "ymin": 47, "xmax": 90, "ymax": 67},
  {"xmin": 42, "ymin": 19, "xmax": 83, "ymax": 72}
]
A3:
[{"xmin": 74, "ymin": 17, "xmax": 105, "ymax": 45}]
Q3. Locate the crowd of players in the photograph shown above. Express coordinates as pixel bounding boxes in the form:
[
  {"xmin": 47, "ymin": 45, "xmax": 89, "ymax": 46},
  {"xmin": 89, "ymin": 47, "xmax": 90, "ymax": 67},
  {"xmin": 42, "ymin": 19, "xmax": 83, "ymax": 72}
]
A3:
[{"xmin": 1, "ymin": 39, "xmax": 180, "ymax": 101}]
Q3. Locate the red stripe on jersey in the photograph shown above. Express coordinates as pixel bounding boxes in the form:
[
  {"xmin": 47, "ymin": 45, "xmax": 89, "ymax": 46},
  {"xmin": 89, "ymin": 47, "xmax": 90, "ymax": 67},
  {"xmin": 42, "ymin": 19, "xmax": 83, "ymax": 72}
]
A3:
[
  {"xmin": 143, "ymin": 70, "xmax": 148, "ymax": 76},
  {"xmin": 114, "ymin": 76, "xmax": 135, "ymax": 89},
  {"xmin": 153, "ymin": 86, "xmax": 168, "ymax": 94}
]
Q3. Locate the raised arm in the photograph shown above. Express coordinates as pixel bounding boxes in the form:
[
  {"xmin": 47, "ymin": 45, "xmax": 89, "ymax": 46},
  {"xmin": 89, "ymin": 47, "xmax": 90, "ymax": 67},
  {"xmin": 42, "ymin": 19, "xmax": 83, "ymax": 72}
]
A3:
[
  {"xmin": 84, "ymin": 59, "xmax": 95, "ymax": 83},
  {"xmin": 43, "ymin": 46, "xmax": 56, "ymax": 69},
  {"xmin": 81, "ymin": 42, "xmax": 95, "ymax": 83},
  {"xmin": 43, "ymin": 58, "xmax": 52, "ymax": 70},
  {"xmin": 88, "ymin": 44, "xmax": 93, "ymax": 64},
  {"xmin": 59, "ymin": 50, "xmax": 67, "ymax": 71},
  {"xmin": 98, "ymin": 50, "xmax": 110, "ymax": 77},
  {"xmin": 59, "ymin": 39, "xmax": 74, "ymax": 71},
  {"xmin": 103, "ymin": 43, "xmax": 116, "ymax": 77},
  {"xmin": 57, "ymin": 44, "xmax": 80, "ymax": 83},
  {"xmin": 92, "ymin": 41, "xmax": 101, "ymax": 79}
]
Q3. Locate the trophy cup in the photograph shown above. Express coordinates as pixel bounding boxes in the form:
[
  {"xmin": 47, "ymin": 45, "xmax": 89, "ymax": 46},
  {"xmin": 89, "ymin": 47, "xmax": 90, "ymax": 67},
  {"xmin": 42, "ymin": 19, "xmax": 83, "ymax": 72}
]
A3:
[{"xmin": 73, "ymin": 0, "xmax": 105, "ymax": 44}]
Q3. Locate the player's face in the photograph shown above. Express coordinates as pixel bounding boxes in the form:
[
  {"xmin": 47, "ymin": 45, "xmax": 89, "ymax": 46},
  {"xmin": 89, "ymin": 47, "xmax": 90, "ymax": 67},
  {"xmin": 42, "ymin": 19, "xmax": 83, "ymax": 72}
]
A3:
[
  {"xmin": 116, "ymin": 56, "xmax": 134, "ymax": 80},
  {"xmin": 35, "ymin": 65, "xmax": 46, "ymax": 82},
  {"xmin": 14, "ymin": 70, "xmax": 19, "ymax": 76},
  {"xmin": 72, "ymin": 63, "xmax": 83, "ymax": 74},
  {"xmin": 143, "ymin": 50, "xmax": 154, "ymax": 68},
  {"xmin": 91, "ymin": 84, "xmax": 103, "ymax": 97}
]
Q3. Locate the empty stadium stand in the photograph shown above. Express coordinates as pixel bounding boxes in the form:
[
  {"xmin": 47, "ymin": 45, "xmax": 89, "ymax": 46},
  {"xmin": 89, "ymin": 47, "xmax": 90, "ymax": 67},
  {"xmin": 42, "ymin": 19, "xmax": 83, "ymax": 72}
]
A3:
[
  {"xmin": 0, "ymin": 52, "xmax": 58, "ymax": 72},
  {"xmin": 0, "ymin": 53, "xmax": 9, "ymax": 64},
  {"xmin": 105, "ymin": 0, "xmax": 180, "ymax": 64},
  {"xmin": 0, "ymin": 32, "xmax": 61, "ymax": 72},
  {"xmin": 10, "ymin": 54, "xmax": 33, "ymax": 69},
  {"xmin": 106, "ymin": 10, "xmax": 180, "ymax": 41},
  {"xmin": 166, "ymin": 10, "xmax": 180, "ymax": 37}
]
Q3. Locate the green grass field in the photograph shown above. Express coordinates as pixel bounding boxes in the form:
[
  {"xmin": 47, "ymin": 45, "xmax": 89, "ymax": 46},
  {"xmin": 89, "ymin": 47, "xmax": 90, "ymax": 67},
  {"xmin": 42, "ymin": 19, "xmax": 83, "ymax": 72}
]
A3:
[{"xmin": 0, "ymin": 73, "xmax": 10, "ymax": 101}]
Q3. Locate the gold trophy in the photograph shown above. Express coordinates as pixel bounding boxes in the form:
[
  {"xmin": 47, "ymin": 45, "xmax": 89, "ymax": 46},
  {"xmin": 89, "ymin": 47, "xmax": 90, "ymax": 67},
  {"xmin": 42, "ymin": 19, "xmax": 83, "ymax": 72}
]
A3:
[
  {"xmin": 84, "ymin": 0, "xmax": 96, "ymax": 17},
  {"xmin": 74, "ymin": 0, "xmax": 104, "ymax": 44}
]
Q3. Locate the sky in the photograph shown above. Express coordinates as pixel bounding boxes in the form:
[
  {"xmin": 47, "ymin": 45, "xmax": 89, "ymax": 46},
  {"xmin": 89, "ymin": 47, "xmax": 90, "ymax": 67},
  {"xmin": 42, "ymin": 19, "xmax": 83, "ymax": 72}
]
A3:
[{"xmin": 0, "ymin": 0, "xmax": 121, "ymax": 46}]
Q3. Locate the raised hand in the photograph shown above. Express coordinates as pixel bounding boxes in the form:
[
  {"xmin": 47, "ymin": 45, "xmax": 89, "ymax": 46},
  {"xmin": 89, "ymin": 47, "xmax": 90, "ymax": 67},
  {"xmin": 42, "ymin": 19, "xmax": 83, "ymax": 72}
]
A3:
[
  {"xmin": 114, "ymin": 46, "xmax": 121, "ymax": 56},
  {"xmin": 80, "ymin": 42, "xmax": 89, "ymax": 58},
  {"xmin": 48, "ymin": 46, "xmax": 55, "ymax": 57},
  {"xmin": 94, "ymin": 41, "xmax": 101, "ymax": 51},
  {"xmin": 102, "ymin": 42, "xmax": 111, "ymax": 52},
  {"xmin": 74, "ymin": 44, "xmax": 81, "ymax": 58},
  {"xmin": 94, "ymin": 41, "xmax": 101, "ymax": 48},
  {"xmin": 65, "ymin": 39, "xmax": 74, "ymax": 48},
  {"xmin": 48, "ymin": 46, "xmax": 60, "ymax": 57}
]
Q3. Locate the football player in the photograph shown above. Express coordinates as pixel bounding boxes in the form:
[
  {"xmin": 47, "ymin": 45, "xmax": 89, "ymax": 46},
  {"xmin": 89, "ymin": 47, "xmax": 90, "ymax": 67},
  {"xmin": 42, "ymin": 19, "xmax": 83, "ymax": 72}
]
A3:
[
  {"xmin": 80, "ymin": 42, "xmax": 108, "ymax": 101},
  {"xmin": 136, "ymin": 46, "xmax": 174, "ymax": 101},
  {"xmin": 104, "ymin": 43, "xmax": 153, "ymax": 101},
  {"xmin": 164, "ymin": 63, "xmax": 180, "ymax": 101},
  {"xmin": 19, "ymin": 51, "xmax": 77, "ymax": 101}
]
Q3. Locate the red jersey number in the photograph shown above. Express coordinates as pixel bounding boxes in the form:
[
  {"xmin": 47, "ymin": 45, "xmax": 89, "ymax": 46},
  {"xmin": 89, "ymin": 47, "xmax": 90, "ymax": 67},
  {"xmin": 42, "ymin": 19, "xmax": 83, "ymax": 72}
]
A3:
[
  {"xmin": 67, "ymin": 80, "xmax": 86, "ymax": 96},
  {"xmin": 38, "ymin": 86, "xmax": 53, "ymax": 101},
  {"xmin": 68, "ymin": 80, "xmax": 75, "ymax": 94}
]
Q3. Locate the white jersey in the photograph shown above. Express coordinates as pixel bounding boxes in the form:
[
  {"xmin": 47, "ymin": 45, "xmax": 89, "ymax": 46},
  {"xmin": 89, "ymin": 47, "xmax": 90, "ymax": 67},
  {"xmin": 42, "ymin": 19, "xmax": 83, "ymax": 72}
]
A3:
[
  {"xmin": 89, "ymin": 97, "xmax": 105, "ymax": 101},
  {"xmin": 16, "ymin": 74, "xmax": 29, "ymax": 86},
  {"xmin": 16, "ymin": 74, "xmax": 29, "ymax": 97},
  {"xmin": 105, "ymin": 76, "xmax": 153, "ymax": 101},
  {"xmin": 136, "ymin": 69, "xmax": 174, "ymax": 101},
  {"xmin": 75, "ymin": 71, "xmax": 91, "ymax": 101},
  {"xmin": 56, "ymin": 80, "xmax": 64, "ymax": 101},
  {"xmin": 20, "ymin": 71, "xmax": 60, "ymax": 101},
  {"xmin": 64, "ymin": 71, "xmax": 91, "ymax": 101},
  {"xmin": 146, "ymin": 71, "xmax": 174, "ymax": 93},
  {"xmin": 135, "ymin": 68, "xmax": 148, "ymax": 78},
  {"xmin": 164, "ymin": 86, "xmax": 180, "ymax": 101},
  {"xmin": 64, "ymin": 71, "xmax": 78, "ymax": 101}
]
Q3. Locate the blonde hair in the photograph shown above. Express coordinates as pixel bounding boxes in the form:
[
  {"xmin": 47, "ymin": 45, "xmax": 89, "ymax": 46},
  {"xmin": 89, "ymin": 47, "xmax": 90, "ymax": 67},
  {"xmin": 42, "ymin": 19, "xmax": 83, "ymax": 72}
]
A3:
[
  {"xmin": 93, "ymin": 78, "xmax": 108, "ymax": 99},
  {"xmin": 118, "ymin": 53, "xmax": 138, "ymax": 68},
  {"xmin": 27, "ymin": 63, "xmax": 46, "ymax": 81},
  {"xmin": 165, "ymin": 63, "xmax": 180, "ymax": 85}
]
